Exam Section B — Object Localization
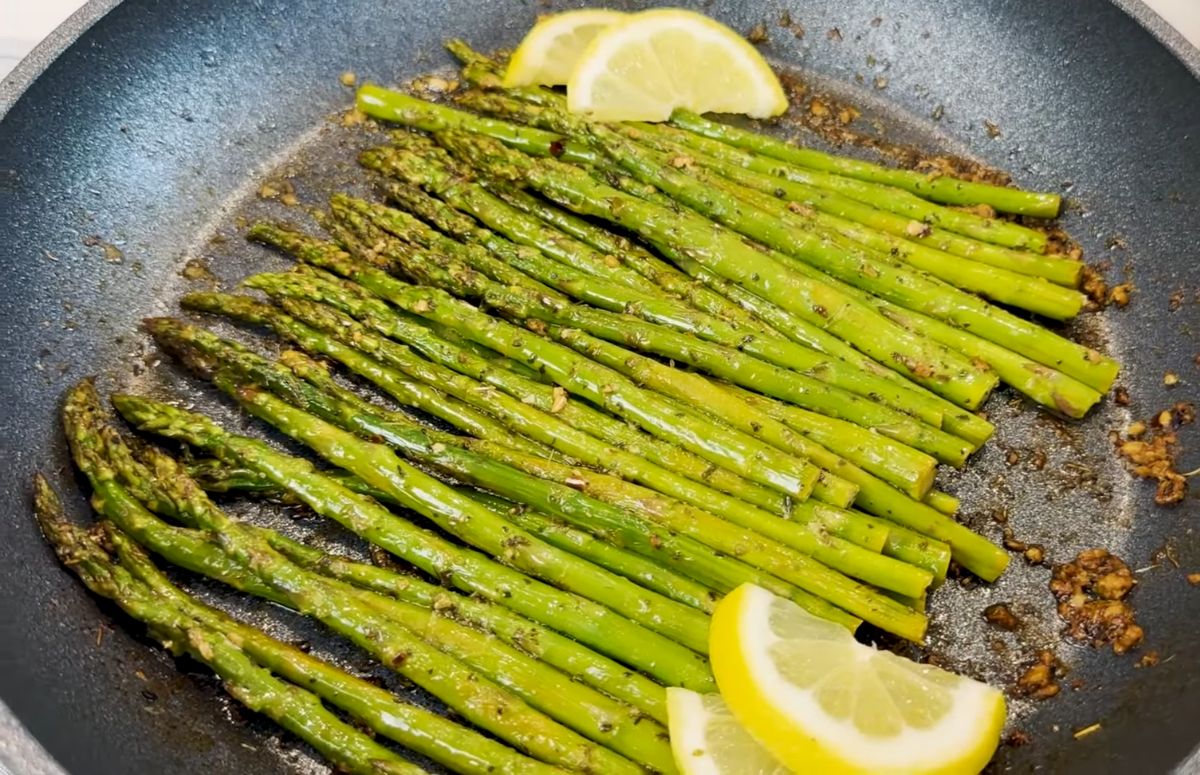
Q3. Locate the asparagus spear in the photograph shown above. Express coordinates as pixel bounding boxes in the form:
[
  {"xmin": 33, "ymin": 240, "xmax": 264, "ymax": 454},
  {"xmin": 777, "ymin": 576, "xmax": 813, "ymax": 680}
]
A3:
[
  {"xmin": 337, "ymin": 190, "xmax": 956, "ymax": 434},
  {"xmin": 483, "ymin": 184, "xmax": 996, "ymax": 445},
  {"xmin": 818, "ymin": 276, "xmax": 1104, "ymax": 419},
  {"xmin": 319, "ymin": 206, "xmax": 959, "ymax": 474},
  {"xmin": 450, "ymin": 67, "xmax": 1072, "ymax": 286},
  {"xmin": 249, "ymin": 222, "xmax": 812, "ymax": 520},
  {"xmin": 260, "ymin": 526, "xmax": 672, "ymax": 724},
  {"xmin": 354, "ymin": 92, "xmax": 995, "ymax": 404},
  {"xmin": 354, "ymin": 221, "xmax": 968, "ymax": 470},
  {"xmin": 429, "ymin": 130, "xmax": 999, "ymax": 406},
  {"xmin": 94, "ymin": 521, "xmax": 569, "ymax": 775},
  {"xmin": 64, "ymin": 388, "xmax": 641, "ymax": 772},
  {"xmin": 321, "ymin": 207, "xmax": 873, "ymax": 497},
  {"xmin": 33, "ymin": 485, "xmax": 426, "ymax": 775},
  {"xmin": 174, "ymin": 456, "xmax": 677, "ymax": 725},
  {"xmin": 79, "ymin": 384, "xmax": 676, "ymax": 722},
  {"xmin": 132, "ymin": 371, "xmax": 711, "ymax": 657},
  {"xmin": 107, "ymin": 398, "xmax": 714, "ymax": 691},
  {"xmin": 216, "ymin": 356, "xmax": 916, "ymax": 636},
  {"xmin": 124, "ymin": 431, "xmax": 682, "ymax": 770},
  {"xmin": 241, "ymin": 233, "xmax": 822, "ymax": 501},
  {"xmin": 519, "ymin": 117, "xmax": 1118, "ymax": 395},
  {"xmin": 214, "ymin": 274, "xmax": 883, "ymax": 554},
  {"xmin": 371, "ymin": 71, "xmax": 1023, "ymax": 427},
  {"xmin": 75, "ymin": 390, "xmax": 669, "ymax": 772},
  {"xmin": 364, "ymin": 141, "xmax": 977, "ymax": 431},
  {"xmin": 365, "ymin": 296, "xmax": 997, "ymax": 579},
  {"xmin": 474, "ymin": 494, "xmax": 719, "ymax": 611},
  {"xmin": 283, "ymin": 357, "xmax": 951, "ymax": 581},
  {"xmin": 147, "ymin": 318, "xmax": 908, "ymax": 632},
  {"xmin": 668, "ymin": 109, "xmax": 1063, "ymax": 218},
  {"xmin": 600, "ymin": 169, "xmax": 1101, "ymax": 422},
  {"xmin": 634, "ymin": 124, "xmax": 1080, "ymax": 286},
  {"xmin": 459, "ymin": 89, "xmax": 1056, "ymax": 275},
  {"xmin": 356, "ymin": 188, "xmax": 984, "ymax": 469},
  {"xmin": 608, "ymin": 127, "xmax": 1085, "ymax": 319},
  {"xmin": 924, "ymin": 490, "xmax": 961, "ymax": 517}
]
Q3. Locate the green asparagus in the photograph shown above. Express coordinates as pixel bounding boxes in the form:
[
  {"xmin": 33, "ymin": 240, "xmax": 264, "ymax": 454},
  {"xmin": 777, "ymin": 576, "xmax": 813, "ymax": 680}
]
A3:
[
  {"xmin": 66, "ymin": 385, "xmax": 643, "ymax": 772},
  {"xmin": 33, "ymin": 485, "xmax": 426, "ymax": 775}
]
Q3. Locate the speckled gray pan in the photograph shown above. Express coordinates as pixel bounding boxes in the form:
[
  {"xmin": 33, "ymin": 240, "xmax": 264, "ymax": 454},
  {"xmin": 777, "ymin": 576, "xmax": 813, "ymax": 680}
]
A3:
[{"xmin": 1, "ymin": 0, "xmax": 1198, "ymax": 772}]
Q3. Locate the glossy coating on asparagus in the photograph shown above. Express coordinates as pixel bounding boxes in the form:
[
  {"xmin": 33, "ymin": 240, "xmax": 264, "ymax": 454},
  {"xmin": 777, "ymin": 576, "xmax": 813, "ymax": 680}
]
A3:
[
  {"xmin": 668, "ymin": 109, "xmax": 1062, "ymax": 218},
  {"xmin": 243, "ymin": 228, "xmax": 822, "ymax": 500},
  {"xmin": 67, "ymin": 384, "xmax": 637, "ymax": 772},
  {"xmin": 228, "ymin": 267, "xmax": 885, "ymax": 553},
  {"xmin": 34, "ymin": 485, "xmax": 426, "ymax": 775}
]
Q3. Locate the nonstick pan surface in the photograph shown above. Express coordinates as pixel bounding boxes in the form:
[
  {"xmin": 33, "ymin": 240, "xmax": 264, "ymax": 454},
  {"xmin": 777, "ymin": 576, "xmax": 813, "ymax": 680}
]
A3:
[{"xmin": 1, "ymin": 1, "xmax": 1199, "ymax": 772}]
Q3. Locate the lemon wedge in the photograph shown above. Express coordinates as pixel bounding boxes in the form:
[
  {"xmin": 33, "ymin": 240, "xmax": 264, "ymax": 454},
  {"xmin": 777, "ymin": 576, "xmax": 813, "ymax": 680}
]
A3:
[
  {"xmin": 710, "ymin": 584, "xmax": 1006, "ymax": 775},
  {"xmin": 667, "ymin": 688, "xmax": 790, "ymax": 775},
  {"xmin": 567, "ymin": 9, "xmax": 788, "ymax": 122},
  {"xmin": 504, "ymin": 9, "xmax": 628, "ymax": 87}
]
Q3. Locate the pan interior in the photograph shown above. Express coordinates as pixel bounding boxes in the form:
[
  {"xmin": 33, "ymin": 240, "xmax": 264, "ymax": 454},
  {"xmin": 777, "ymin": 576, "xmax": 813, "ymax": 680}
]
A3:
[{"xmin": 0, "ymin": 0, "xmax": 1198, "ymax": 773}]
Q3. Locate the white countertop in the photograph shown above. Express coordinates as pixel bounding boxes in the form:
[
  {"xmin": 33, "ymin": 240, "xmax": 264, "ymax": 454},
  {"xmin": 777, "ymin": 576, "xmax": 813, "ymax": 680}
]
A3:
[{"xmin": 1, "ymin": 0, "xmax": 1197, "ymax": 83}]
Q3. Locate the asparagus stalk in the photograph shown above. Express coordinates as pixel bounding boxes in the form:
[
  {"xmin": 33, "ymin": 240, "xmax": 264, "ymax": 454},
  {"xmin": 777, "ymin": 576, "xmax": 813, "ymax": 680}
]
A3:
[
  {"xmin": 611, "ymin": 128, "xmax": 1085, "ymax": 318},
  {"xmin": 249, "ymin": 231, "xmax": 797, "ymax": 517},
  {"xmin": 197, "ymin": 450, "xmax": 948, "ymax": 592},
  {"xmin": 272, "ymin": 351, "xmax": 725, "ymax": 611},
  {"xmin": 125, "ymin": 427, "xmax": 686, "ymax": 772},
  {"xmin": 149, "ymin": 318, "xmax": 909, "ymax": 632},
  {"xmin": 668, "ymin": 109, "xmax": 1063, "ymax": 219},
  {"xmin": 473, "ymin": 493, "xmax": 719, "ymax": 611},
  {"xmin": 451, "ymin": 441, "xmax": 932, "ymax": 603},
  {"xmin": 322, "ymin": 207, "xmax": 885, "ymax": 494},
  {"xmin": 366, "ymin": 141, "xmax": 979, "ymax": 434},
  {"xmin": 322, "ymin": 210, "xmax": 959, "ymax": 473},
  {"xmin": 33, "ymin": 486, "xmax": 426, "ymax": 775},
  {"xmin": 484, "ymin": 184, "xmax": 996, "ymax": 445},
  {"xmin": 712, "ymin": 381, "xmax": 939, "ymax": 498},
  {"xmin": 925, "ymin": 490, "xmax": 961, "ymax": 516},
  {"xmin": 638, "ymin": 124, "xmax": 1080, "ymax": 286},
  {"xmin": 66, "ymin": 386, "xmax": 641, "ymax": 771},
  {"xmin": 368, "ymin": 74, "xmax": 1014, "ymax": 432},
  {"xmin": 338, "ymin": 189, "xmax": 955, "ymax": 434},
  {"xmin": 459, "ymin": 90, "xmax": 1060, "ymax": 286},
  {"xmin": 543, "ymin": 327, "xmax": 979, "ymax": 570},
  {"xmin": 818, "ymin": 276, "xmax": 1104, "ymax": 418},
  {"xmin": 278, "ymin": 269, "xmax": 993, "ymax": 580},
  {"xmin": 90, "ymin": 405, "xmax": 677, "ymax": 773},
  {"xmin": 175, "ymin": 456, "xmax": 676, "ymax": 725},
  {"xmin": 603, "ymin": 169, "xmax": 1101, "ymax": 420},
  {"xmin": 131, "ymin": 367, "xmax": 712, "ymax": 657},
  {"xmin": 107, "ymin": 397, "xmax": 714, "ymax": 691},
  {"xmin": 354, "ymin": 92, "xmax": 994, "ymax": 405},
  {"xmin": 259, "ymin": 525, "xmax": 672, "ymax": 724},
  {"xmin": 429, "ymin": 129, "xmax": 998, "ymax": 407},
  {"xmin": 528, "ymin": 118, "xmax": 1119, "ymax": 395},
  {"xmin": 221, "ymin": 355, "xmax": 916, "ymax": 635},
  {"xmin": 218, "ymin": 273, "xmax": 884, "ymax": 554},
  {"xmin": 241, "ymin": 233, "xmax": 822, "ymax": 501},
  {"xmin": 94, "ymin": 523, "xmax": 569, "ymax": 775}
]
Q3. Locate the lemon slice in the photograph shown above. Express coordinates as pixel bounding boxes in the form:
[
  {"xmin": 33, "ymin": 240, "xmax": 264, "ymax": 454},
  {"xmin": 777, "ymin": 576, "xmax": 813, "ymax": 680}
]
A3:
[
  {"xmin": 504, "ymin": 10, "xmax": 629, "ymax": 87},
  {"xmin": 710, "ymin": 584, "xmax": 1006, "ymax": 775},
  {"xmin": 567, "ymin": 9, "xmax": 788, "ymax": 122},
  {"xmin": 667, "ymin": 688, "xmax": 790, "ymax": 775}
]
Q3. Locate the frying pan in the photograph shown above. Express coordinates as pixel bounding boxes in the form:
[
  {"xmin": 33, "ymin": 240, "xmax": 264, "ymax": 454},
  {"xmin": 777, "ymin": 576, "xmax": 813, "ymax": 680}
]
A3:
[{"xmin": 2, "ymin": 0, "xmax": 1199, "ymax": 772}]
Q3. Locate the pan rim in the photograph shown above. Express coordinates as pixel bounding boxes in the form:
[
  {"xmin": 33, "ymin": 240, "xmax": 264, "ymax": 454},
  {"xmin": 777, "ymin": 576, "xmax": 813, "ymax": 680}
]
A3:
[{"xmin": 0, "ymin": 1, "xmax": 1197, "ymax": 773}]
